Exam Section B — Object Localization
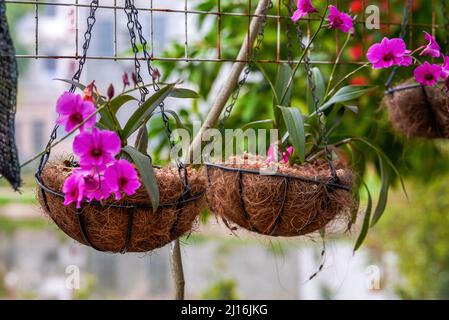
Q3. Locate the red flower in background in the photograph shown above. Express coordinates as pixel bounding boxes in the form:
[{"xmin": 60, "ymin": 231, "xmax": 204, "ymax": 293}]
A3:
[
  {"xmin": 350, "ymin": 76, "xmax": 368, "ymax": 86},
  {"xmin": 350, "ymin": 0, "xmax": 363, "ymax": 13},
  {"xmin": 350, "ymin": 43, "xmax": 364, "ymax": 61}
]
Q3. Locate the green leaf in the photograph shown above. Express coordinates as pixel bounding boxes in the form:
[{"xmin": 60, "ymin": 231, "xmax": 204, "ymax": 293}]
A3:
[
  {"xmin": 277, "ymin": 106, "xmax": 306, "ymax": 163},
  {"xmin": 276, "ymin": 63, "xmax": 293, "ymax": 105},
  {"xmin": 349, "ymin": 190, "xmax": 361, "ymax": 229},
  {"xmin": 170, "ymin": 88, "xmax": 200, "ymax": 99},
  {"xmin": 121, "ymin": 146, "xmax": 159, "ymax": 212},
  {"xmin": 273, "ymin": 64, "xmax": 293, "ymax": 127},
  {"xmin": 241, "ymin": 119, "xmax": 274, "ymax": 130},
  {"xmin": 122, "ymin": 84, "xmax": 176, "ymax": 139},
  {"xmin": 163, "ymin": 110, "xmax": 192, "ymax": 135},
  {"xmin": 55, "ymin": 78, "xmax": 86, "ymax": 91},
  {"xmin": 109, "ymin": 95, "xmax": 138, "ymax": 114},
  {"xmin": 307, "ymin": 68, "xmax": 325, "ymax": 114},
  {"xmin": 255, "ymin": 62, "xmax": 278, "ymax": 103},
  {"xmin": 98, "ymin": 95, "xmax": 137, "ymax": 135},
  {"xmin": 312, "ymin": 67, "xmax": 326, "ymax": 104},
  {"xmin": 351, "ymin": 136, "xmax": 407, "ymax": 199},
  {"xmin": 354, "ymin": 182, "xmax": 372, "ymax": 252},
  {"xmin": 316, "ymin": 85, "xmax": 376, "ymax": 114},
  {"xmin": 371, "ymin": 157, "xmax": 390, "ymax": 227}
]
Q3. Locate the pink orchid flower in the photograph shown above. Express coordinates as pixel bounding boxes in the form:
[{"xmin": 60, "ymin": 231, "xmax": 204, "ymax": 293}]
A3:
[
  {"xmin": 441, "ymin": 56, "xmax": 449, "ymax": 80},
  {"xmin": 291, "ymin": 0, "xmax": 318, "ymax": 22},
  {"xmin": 414, "ymin": 61, "xmax": 442, "ymax": 86},
  {"xmin": 266, "ymin": 144, "xmax": 294, "ymax": 164},
  {"xmin": 62, "ymin": 169, "xmax": 111, "ymax": 208},
  {"xmin": 56, "ymin": 92, "xmax": 96, "ymax": 132},
  {"xmin": 104, "ymin": 160, "xmax": 141, "ymax": 200},
  {"xmin": 282, "ymin": 146, "xmax": 294, "ymax": 163},
  {"xmin": 420, "ymin": 31, "xmax": 441, "ymax": 58},
  {"xmin": 73, "ymin": 128, "xmax": 121, "ymax": 170},
  {"xmin": 62, "ymin": 170, "xmax": 86, "ymax": 208},
  {"xmin": 327, "ymin": 5, "xmax": 354, "ymax": 33},
  {"xmin": 82, "ymin": 170, "xmax": 111, "ymax": 202},
  {"xmin": 366, "ymin": 37, "xmax": 412, "ymax": 69}
]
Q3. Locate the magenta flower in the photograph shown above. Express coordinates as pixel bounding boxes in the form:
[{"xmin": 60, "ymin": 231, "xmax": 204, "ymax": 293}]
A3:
[
  {"xmin": 266, "ymin": 144, "xmax": 294, "ymax": 164},
  {"xmin": 366, "ymin": 38, "xmax": 412, "ymax": 69},
  {"xmin": 441, "ymin": 56, "xmax": 449, "ymax": 80},
  {"xmin": 420, "ymin": 32, "xmax": 441, "ymax": 58},
  {"xmin": 104, "ymin": 160, "xmax": 141, "ymax": 200},
  {"xmin": 62, "ymin": 170, "xmax": 86, "ymax": 208},
  {"xmin": 327, "ymin": 5, "xmax": 353, "ymax": 33},
  {"xmin": 73, "ymin": 128, "xmax": 121, "ymax": 169},
  {"xmin": 414, "ymin": 62, "xmax": 442, "ymax": 86},
  {"xmin": 82, "ymin": 171, "xmax": 111, "ymax": 201},
  {"xmin": 56, "ymin": 92, "xmax": 96, "ymax": 132},
  {"xmin": 291, "ymin": 0, "xmax": 318, "ymax": 22},
  {"xmin": 282, "ymin": 146, "xmax": 294, "ymax": 163}
]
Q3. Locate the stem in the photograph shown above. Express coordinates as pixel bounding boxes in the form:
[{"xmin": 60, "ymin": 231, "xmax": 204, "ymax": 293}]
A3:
[
  {"xmin": 19, "ymin": 104, "xmax": 107, "ymax": 169},
  {"xmin": 326, "ymin": 62, "xmax": 369, "ymax": 98},
  {"xmin": 170, "ymin": 239, "xmax": 185, "ymax": 300},
  {"xmin": 279, "ymin": 2, "xmax": 329, "ymax": 105},
  {"xmin": 325, "ymin": 32, "xmax": 352, "ymax": 98}
]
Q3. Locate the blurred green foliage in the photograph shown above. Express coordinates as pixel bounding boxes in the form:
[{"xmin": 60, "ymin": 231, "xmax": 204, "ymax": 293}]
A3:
[
  {"xmin": 371, "ymin": 177, "xmax": 449, "ymax": 299},
  {"xmin": 200, "ymin": 278, "xmax": 239, "ymax": 300},
  {"xmin": 152, "ymin": 0, "xmax": 449, "ymax": 182}
]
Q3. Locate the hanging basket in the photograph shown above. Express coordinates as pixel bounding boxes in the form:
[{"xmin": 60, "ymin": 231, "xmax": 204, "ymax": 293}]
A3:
[
  {"xmin": 384, "ymin": 79, "xmax": 449, "ymax": 138},
  {"xmin": 204, "ymin": 155, "xmax": 355, "ymax": 237},
  {"xmin": 36, "ymin": 159, "xmax": 206, "ymax": 253}
]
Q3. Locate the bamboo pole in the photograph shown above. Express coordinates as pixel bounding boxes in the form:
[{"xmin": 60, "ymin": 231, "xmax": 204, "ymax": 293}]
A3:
[{"xmin": 170, "ymin": 0, "xmax": 271, "ymax": 300}]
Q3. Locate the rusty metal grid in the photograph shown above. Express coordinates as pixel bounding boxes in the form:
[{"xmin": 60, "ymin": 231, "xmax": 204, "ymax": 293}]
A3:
[{"xmin": 3, "ymin": 0, "xmax": 442, "ymax": 66}]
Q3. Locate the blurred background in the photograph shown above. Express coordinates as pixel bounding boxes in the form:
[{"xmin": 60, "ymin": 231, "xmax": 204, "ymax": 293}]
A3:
[{"xmin": 1, "ymin": 0, "xmax": 448, "ymax": 299}]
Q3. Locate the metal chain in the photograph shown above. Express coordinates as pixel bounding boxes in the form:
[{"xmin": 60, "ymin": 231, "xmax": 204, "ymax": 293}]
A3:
[
  {"xmin": 70, "ymin": 0, "xmax": 99, "ymax": 93},
  {"xmin": 124, "ymin": 0, "xmax": 189, "ymax": 191},
  {"xmin": 124, "ymin": 0, "xmax": 149, "ymax": 104},
  {"xmin": 283, "ymin": 0, "xmax": 294, "ymax": 67},
  {"xmin": 284, "ymin": 0, "xmax": 337, "ymax": 179},
  {"xmin": 385, "ymin": 0, "xmax": 413, "ymax": 89},
  {"xmin": 218, "ymin": 0, "xmax": 273, "ymax": 131},
  {"xmin": 37, "ymin": 0, "xmax": 99, "ymax": 176}
]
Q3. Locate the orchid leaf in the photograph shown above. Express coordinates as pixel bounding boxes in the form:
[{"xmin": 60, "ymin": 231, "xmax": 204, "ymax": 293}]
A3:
[{"xmin": 122, "ymin": 146, "xmax": 159, "ymax": 213}]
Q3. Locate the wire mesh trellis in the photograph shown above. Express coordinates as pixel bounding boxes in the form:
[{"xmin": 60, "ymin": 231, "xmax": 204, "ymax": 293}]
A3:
[{"xmin": 4, "ymin": 0, "xmax": 444, "ymax": 66}]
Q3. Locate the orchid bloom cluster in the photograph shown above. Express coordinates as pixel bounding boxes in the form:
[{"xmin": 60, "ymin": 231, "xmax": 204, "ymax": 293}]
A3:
[
  {"xmin": 56, "ymin": 85, "xmax": 141, "ymax": 208},
  {"xmin": 367, "ymin": 32, "xmax": 449, "ymax": 86},
  {"xmin": 292, "ymin": 1, "xmax": 354, "ymax": 34}
]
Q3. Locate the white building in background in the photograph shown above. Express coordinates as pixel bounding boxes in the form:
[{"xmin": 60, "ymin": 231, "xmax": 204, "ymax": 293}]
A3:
[{"xmin": 12, "ymin": 0, "xmax": 187, "ymax": 167}]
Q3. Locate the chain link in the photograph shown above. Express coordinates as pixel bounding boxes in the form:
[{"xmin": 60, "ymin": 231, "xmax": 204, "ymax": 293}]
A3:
[
  {"xmin": 385, "ymin": 0, "xmax": 413, "ymax": 89},
  {"xmin": 284, "ymin": 0, "xmax": 337, "ymax": 179},
  {"xmin": 218, "ymin": 0, "xmax": 273, "ymax": 131},
  {"xmin": 70, "ymin": 0, "xmax": 99, "ymax": 93},
  {"xmin": 124, "ymin": 0, "xmax": 189, "ymax": 191},
  {"xmin": 38, "ymin": 0, "xmax": 99, "ymax": 176}
]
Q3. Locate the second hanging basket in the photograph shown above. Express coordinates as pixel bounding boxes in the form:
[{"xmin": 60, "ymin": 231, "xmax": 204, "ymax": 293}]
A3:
[
  {"xmin": 383, "ymin": 79, "xmax": 449, "ymax": 138},
  {"xmin": 37, "ymin": 159, "xmax": 206, "ymax": 253},
  {"xmin": 204, "ymin": 155, "xmax": 355, "ymax": 237}
]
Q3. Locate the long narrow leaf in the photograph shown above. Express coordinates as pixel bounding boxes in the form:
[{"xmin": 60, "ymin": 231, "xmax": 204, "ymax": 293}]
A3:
[
  {"xmin": 317, "ymin": 85, "xmax": 376, "ymax": 114},
  {"xmin": 122, "ymin": 146, "xmax": 159, "ymax": 212},
  {"xmin": 255, "ymin": 62, "xmax": 278, "ymax": 103},
  {"xmin": 241, "ymin": 119, "xmax": 274, "ymax": 130},
  {"xmin": 122, "ymin": 84, "xmax": 176, "ymax": 138},
  {"xmin": 170, "ymin": 88, "xmax": 200, "ymax": 99},
  {"xmin": 351, "ymin": 136, "xmax": 407, "ymax": 198},
  {"xmin": 278, "ymin": 106, "xmax": 306, "ymax": 163},
  {"xmin": 371, "ymin": 157, "xmax": 390, "ymax": 227},
  {"xmin": 354, "ymin": 182, "xmax": 373, "ymax": 252}
]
